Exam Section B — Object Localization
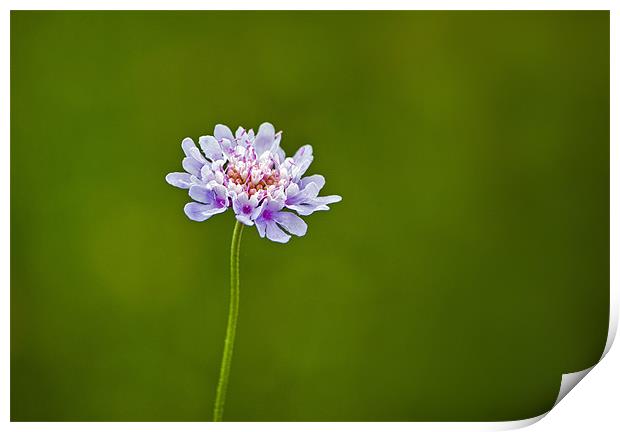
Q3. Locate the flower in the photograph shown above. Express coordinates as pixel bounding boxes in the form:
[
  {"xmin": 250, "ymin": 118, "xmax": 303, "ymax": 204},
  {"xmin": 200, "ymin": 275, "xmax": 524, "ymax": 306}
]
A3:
[{"xmin": 166, "ymin": 122, "xmax": 341, "ymax": 243}]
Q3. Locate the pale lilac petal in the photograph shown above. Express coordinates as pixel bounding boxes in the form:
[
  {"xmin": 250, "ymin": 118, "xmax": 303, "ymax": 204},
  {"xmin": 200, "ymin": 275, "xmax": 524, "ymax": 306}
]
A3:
[
  {"xmin": 315, "ymin": 195, "xmax": 342, "ymax": 205},
  {"xmin": 293, "ymin": 145, "xmax": 313, "ymax": 164},
  {"xmin": 274, "ymin": 212, "xmax": 307, "ymax": 236},
  {"xmin": 273, "ymin": 131, "xmax": 282, "ymax": 146},
  {"xmin": 254, "ymin": 199, "xmax": 283, "ymax": 237},
  {"xmin": 300, "ymin": 174, "xmax": 325, "ymax": 190},
  {"xmin": 165, "ymin": 172, "xmax": 192, "ymax": 189},
  {"xmin": 211, "ymin": 184, "xmax": 229, "ymax": 208},
  {"xmin": 184, "ymin": 202, "xmax": 211, "ymax": 221},
  {"xmin": 200, "ymin": 164, "xmax": 215, "ymax": 182},
  {"xmin": 292, "ymin": 145, "xmax": 314, "ymax": 181},
  {"xmin": 232, "ymin": 192, "xmax": 262, "ymax": 226},
  {"xmin": 235, "ymin": 127, "xmax": 246, "ymax": 139},
  {"xmin": 287, "ymin": 193, "xmax": 340, "ymax": 216},
  {"xmin": 285, "ymin": 182, "xmax": 335, "ymax": 215},
  {"xmin": 220, "ymin": 138, "xmax": 235, "ymax": 155},
  {"xmin": 264, "ymin": 198, "xmax": 285, "ymax": 214},
  {"xmin": 275, "ymin": 147, "xmax": 286, "ymax": 163},
  {"xmin": 211, "ymin": 165, "xmax": 225, "ymax": 184},
  {"xmin": 182, "ymin": 157, "xmax": 203, "ymax": 177},
  {"xmin": 288, "ymin": 202, "xmax": 329, "ymax": 216},
  {"xmin": 181, "ymin": 137, "xmax": 197, "ymax": 157},
  {"xmin": 231, "ymin": 192, "xmax": 247, "ymax": 215},
  {"xmin": 294, "ymin": 162, "xmax": 312, "ymax": 182},
  {"xmin": 235, "ymin": 214, "xmax": 254, "ymax": 226},
  {"xmin": 189, "ymin": 185, "xmax": 214, "ymax": 204},
  {"xmin": 254, "ymin": 122, "xmax": 275, "ymax": 156},
  {"xmin": 284, "ymin": 183, "xmax": 300, "ymax": 202},
  {"xmin": 271, "ymin": 132, "xmax": 283, "ymax": 158},
  {"xmin": 255, "ymin": 218, "xmax": 267, "ymax": 237},
  {"xmin": 285, "ymin": 183, "xmax": 319, "ymax": 206},
  {"xmin": 214, "ymin": 124, "xmax": 234, "ymax": 141},
  {"xmin": 184, "ymin": 202, "xmax": 226, "ymax": 222},
  {"xmin": 300, "ymin": 183, "xmax": 320, "ymax": 200},
  {"xmin": 250, "ymin": 203, "xmax": 262, "ymax": 219},
  {"xmin": 265, "ymin": 221, "xmax": 291, "ymax": 243},
  {"xmin": 188, "ymin": 146, "xmax": 207, "ymax": 164},
  {"xmin": 199, "ymin": 135, "xmax": 224, "ymax": 161},
  {"xmin": 211, "ymin": 159, "xmax": 225, "ymax": 172}
]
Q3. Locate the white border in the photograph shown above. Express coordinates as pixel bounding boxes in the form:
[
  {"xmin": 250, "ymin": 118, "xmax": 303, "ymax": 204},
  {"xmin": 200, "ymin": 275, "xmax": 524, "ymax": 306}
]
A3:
[{"xmin": 2, "ymin": 1, "xmax": 617, "ymax": 430}]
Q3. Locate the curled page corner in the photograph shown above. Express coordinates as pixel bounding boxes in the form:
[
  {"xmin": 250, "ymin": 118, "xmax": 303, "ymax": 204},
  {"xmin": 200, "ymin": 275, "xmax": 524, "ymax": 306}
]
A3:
[
  {"xmin": 493, "ymin": 291, "xmax": 618, "ymax": 431},
  {"xmin": 553, "ymin": 366, "xmax": 595, "ymax": 406},
  {"xmin": 551, "ymin": 283, "xmax": 618, "ymax": 409}
]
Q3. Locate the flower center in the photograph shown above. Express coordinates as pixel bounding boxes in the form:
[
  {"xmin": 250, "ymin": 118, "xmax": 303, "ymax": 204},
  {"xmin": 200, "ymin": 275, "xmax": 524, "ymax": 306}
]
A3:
[{"xmin": 226, "ymin": 162, "xmax": 280, "ymax": 197}]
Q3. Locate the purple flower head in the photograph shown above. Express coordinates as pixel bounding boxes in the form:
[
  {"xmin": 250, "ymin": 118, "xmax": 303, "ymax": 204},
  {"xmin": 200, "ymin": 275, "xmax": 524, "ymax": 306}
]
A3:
[{"xmin": 166, "ymin": 122, "xmax": 342, "ymax": 243}]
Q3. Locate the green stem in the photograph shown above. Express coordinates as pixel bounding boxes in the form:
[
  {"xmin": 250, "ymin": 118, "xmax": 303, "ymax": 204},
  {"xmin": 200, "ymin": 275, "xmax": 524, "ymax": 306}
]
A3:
[{"xmin": 213, "ymin": 221, "xmax": 244, "ymax": 422}]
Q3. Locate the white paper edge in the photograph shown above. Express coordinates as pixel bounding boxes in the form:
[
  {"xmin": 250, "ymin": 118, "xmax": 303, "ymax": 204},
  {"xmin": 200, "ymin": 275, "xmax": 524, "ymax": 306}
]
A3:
[{"xmin": 2, "ymin": 2, "xmax": 617, "ymax": 431}]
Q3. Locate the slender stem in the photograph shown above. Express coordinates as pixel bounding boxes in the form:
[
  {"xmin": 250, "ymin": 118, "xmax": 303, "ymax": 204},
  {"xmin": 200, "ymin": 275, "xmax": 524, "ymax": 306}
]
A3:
[{"xmin": 213, "ymin": 221, "xmax": 244, "ymax": 422}]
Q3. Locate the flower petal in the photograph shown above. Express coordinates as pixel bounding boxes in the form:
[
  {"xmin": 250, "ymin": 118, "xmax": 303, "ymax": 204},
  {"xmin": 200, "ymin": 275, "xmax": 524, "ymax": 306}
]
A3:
[
  {"xmin": 200, "ymin": 164, "xmax": 215, "ymax": 182},
  {"xmin": 287, "ymin": 202, "xmax": 330, "ymax": 216},
  {"xmin": 189, "ymin": 146, "xmax": 207, "ymax": 164},
  {"xmin": 300, "ymin": 174, "xmax": 325, "ymax": 191},
  {"xmin": 232, "ymin": 192, "xmax": 260, "ymax": 219},
  {"xmin": 265, "ymin": 198, "xmax": 285, "ymax": 213},
  {"xmin": 293, "ymin": 144, "xmax": 313, "ymax": 164},
  {"xmin": 255, "ymin": 218, "xmax": 267, "ymax": 237},
  {"xmin": 212, "ymin": 184, "xmax": 229, "ymax": 207},
  {"xmin": 165, "ymin": 172, "xmax": 192, "ymax": 189},
  {"xmin": 287, "ymin": 193, "xmax": 342, "ymax": 216},
  {"xmin": 315, "ymin": 195, "xmax": 342, "ymax": 205},
  {"xmin": 220, "ymin": 138, "xmax": 235, "ymax": 155},
  {"xmin": 285, "ymin": 183, "xmax": 319, "ymax": 206},
  {"xmin": 181, "ymin": 137, "xmax": 197, "ymax": 158},
  {"xmin": 184, "ymin": 202, "xmax": 226, "ymax": 222},
  {"xmin": 235, "ymin": 214, "xmax": 254, "ymax": 226},
  {"xmin": 199, "ymin": 135, "xmax": 224, "ymax": 161},
  {"xmin": 184, "ymin": 203, "xmax": 211, "ymax": 221},
  {"xmin": 182, "ymin": 157, "xmax": 203, "ymax": 177},
  {"xmin": 292, "ymin": 145, "xmax": 314, "ymax": 181},
  {"xmin": 235, "ymin": 127, "xmax": 246, "ymax": 139},
  {"xmin": 265, "ymin": 221, "xmax": 291, "ymax": 243},
  {"xmin": 232, "ymin": 192, "xmax": 247, "ymax": 215},
  {"xmin": 274, "ymin": 212, "xmax": 307, "ymax": 236},
  {"xmin": 284, "ymin": 183, "xmax": 300, "ymax": 203},
  {"xmin": 271, "ymin": 132, "xmax": 283, "ymax": 159},
  {"xmin": 254, "ymin": 122, "xmax": 275, "ymax": 156},
  {"xmin": 214, "ymin": 124, "xmax": 234, "ymax": 141},
  {"xmin": 286, "ymin": 193, "xmax": 341, "ymax": 216},
  {"xmin": 189, "ymin": 185, "xmax": 214, "ymax": 204},
  {"xmin": 254, "ymin": 199, "xmax": 285, "ymax": 236},
  {"xmin": 273, "ymin": 131, "xmax": 282, "ymax": 148},
  {"xmin": 275, "ymin": 147, "xmax": 286, "ymax": 163}
]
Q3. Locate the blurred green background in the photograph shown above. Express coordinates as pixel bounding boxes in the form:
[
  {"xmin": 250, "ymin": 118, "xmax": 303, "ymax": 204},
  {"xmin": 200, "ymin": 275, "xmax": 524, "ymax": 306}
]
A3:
[{"xmin": 11, "ymin": 11, "xmax": 609, "ymax": 421}]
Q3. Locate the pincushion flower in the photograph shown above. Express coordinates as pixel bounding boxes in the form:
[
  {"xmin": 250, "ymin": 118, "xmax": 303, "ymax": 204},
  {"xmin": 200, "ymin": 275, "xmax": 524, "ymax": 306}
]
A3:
[
  {"xmin": 165, "ymin": 122, "xmax": 341, "ymax": 421},
  {"xmin": 166, "ymin": 122, "xmax": 341, "ymax": 243}
]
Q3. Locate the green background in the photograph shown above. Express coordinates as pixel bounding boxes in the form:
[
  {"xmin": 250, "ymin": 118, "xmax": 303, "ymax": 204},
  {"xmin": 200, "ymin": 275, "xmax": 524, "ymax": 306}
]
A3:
[{"xmin": 11, "ymin": 11, "xmax": 609, "ymax": 421}]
